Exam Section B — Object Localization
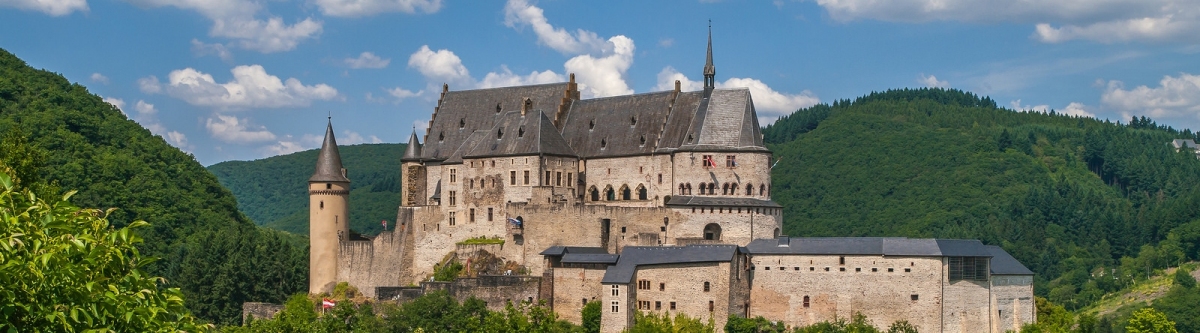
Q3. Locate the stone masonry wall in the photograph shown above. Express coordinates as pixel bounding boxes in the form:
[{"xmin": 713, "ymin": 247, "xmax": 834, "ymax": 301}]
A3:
[
  {"xmin": 671, "ymin": 151, "xmax": 771, "ymax": 199},
  {"xmin": 748, "ymin": 255, "xmax": 945, "ymax": 331},
  {"xmin": 991, "ymin": 275, "xmax": 1035, "ymax": 333},
  {"xmin": 552, "ymin": 267, "xmax": 607, "ymax": 324},
  {"xmin": 942, "ymin": 278, "xmax": 991, "ymax": 333},
  {"xmin": 628, "ymin": 262, "xmax": 734, "ymax": 329}
]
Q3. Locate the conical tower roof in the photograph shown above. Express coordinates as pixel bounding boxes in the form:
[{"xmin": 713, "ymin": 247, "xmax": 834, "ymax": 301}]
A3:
[
  {"xmin": 703, "ymin": 23, "xmax": 715, "ymax": 77},
  {"xmin": 309, "ymin": 119, "xmax": 351, "ymax": 183},
  {"xmin": 401, "ymin": 130, "xmax": 422, "ymax": 162}
]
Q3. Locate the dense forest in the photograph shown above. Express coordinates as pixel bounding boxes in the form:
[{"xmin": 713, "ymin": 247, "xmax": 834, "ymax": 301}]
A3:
[
  {"xmin": 0, "ymin": 48, "xmax": 306, "ymax": 325},
  {"xmin": 762, "ymin": 88, "xmax": 1200, "ymax": 329},
  {"xmin": 208, "ymin": 143, "xmax": 404, "ymax": 235}
]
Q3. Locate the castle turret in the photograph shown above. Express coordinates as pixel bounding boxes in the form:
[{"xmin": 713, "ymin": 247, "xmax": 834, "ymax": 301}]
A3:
[
  {"xmin": 400, "ymin": 130, "xmax": 427, "ymax": 206},
  {"xmin": 309, "ymin": 119, "xmax": 350, "ymax": 294}
]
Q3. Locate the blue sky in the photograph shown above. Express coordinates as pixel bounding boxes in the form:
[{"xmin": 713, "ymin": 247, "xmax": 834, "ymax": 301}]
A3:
[{"xmin": 2, "ymin": 0, "xmax": 1199, "ymax": 165}]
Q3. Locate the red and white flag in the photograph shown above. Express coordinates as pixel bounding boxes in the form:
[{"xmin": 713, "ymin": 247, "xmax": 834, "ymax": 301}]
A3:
[{"xmin": 322, "ymin": 298, "xmax": 336, "ymax": 309}]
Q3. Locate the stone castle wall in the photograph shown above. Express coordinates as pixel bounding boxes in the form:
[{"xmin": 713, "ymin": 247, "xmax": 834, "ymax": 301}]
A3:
[
  {"xmin": 551, "ymin": 267, "xmax": 607, "ymax": 324},
  {"xmin": 337, "ymin": 229, "xmax": 408, "ymax": 298},
  {"xmin": 625, "ymin": 261, "xmax": 735, "ymax": 330},
  {"xmin": 991, "ymin": 275, "xmax": 1035, "ymax": 333},
  {"xmin": 375, "ymin": 275, "xmax": 543, "ymax": 312},
  {"xmin": 942, "ymin": 279, "xmax": 991, "ymax": 333},
  {"xmin": 671, "ymin": 151, "xmax": 772, "ymax": 198}
]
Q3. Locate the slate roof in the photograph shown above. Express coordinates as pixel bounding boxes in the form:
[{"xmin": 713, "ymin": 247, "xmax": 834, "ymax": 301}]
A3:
[
  {"xmin": 309, "ymin": 121, "xmax": 351, "ymax": 183},
  {"xmin": 559, "ymin": 91, "xmax": 678, "ymax": 158},
  {"xmin": 678, "ymin": 88, "xmax": 766, "ymax": 152},
  {"xmin": 601, "ymin": 245, "xmax": 737, "ymax": 284},
  {"xmin": 665, "ymin": 195, "xmax": 782, "ymax": 208},
  {"xmin": 421, "ymin": 83, "xmax": 569, "ymax": 161},
  {"xmin": 986, "ymin": 245, "xmax": 1034, "ymax": 275},
  {"xmin": 562, "ymin": 254, "xmax": 620, "ymax": 264},
  {"xmin": 540, "ymin": 246, "xmax": 608, "ymax": 256},
  {"xmin": 745, "ymin": 237, "xmax": 994, "ymax": 257},
  {"xmin": 463, "ymin": 110, "xmax": 576, "ymax": 159},
  {"xmin": 1171, "ymin": 139, "xmax": 1198, "ymax": 149},
  {"xmin": 401, "ymin": 131, "xmax": 422, "ymax": 162}
]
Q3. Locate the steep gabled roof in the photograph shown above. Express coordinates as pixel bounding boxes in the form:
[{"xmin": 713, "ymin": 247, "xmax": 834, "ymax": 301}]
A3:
[
  {"xmin": 463, "ymin": 110, "xmax": 576, "ymax": 158},
  {"xmin": 986, "ymin": 245, "xmax": 1034, "ymax": 275},
  {"xmin": 421, "ymin": 83, "xmax": 569, "ymax": 161},
  {"xmin": 601, "ymin": 245, "xmax": 738, "ymax": 284},
  {"xmin": 309, "ymin": 120, "xmax": 351, "ymax": 183},
  {"xmin": 679, "ymin": 88, "xmax": 766, "ymax": 152},
  {"xmin": 560, "ymin": 91, "xmax": 678, "ymax": 158}
]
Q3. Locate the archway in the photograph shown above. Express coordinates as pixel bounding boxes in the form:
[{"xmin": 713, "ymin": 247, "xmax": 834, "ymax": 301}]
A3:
[
  {"xmin": 703, "ymin": 223, "xmax": 722, "ymax": 241},
  {"xmin": 620, "ymin": 185, "xmax": 631, "ymax": 200},
  {"xmin": 589, "ymin": 186, "xmax": 599, "ymax": 201},
  {"xmin": 637, "ymin": 184, "xmax": 648, "ymax": 200},
  {"xmin": 604, "ymin": 186, "xmax": 615, "ymax": 201}
]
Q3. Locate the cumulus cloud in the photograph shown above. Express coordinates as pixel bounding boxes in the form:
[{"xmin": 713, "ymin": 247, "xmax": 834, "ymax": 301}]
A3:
[
  {"xmin": 206, "ymin": 114, "xmax": 277, "ymax": 143},
  {"xmin": 126, "ymin": 0, "xmax": 321, "ymax": 53},
  {"xmin": 191, "ymin": 39, "xmax": 233, "ymax": 61},
  {"xmin": 503, "ymin": 0, "xmax": 610, "ymax": 55},
  {"xmin": 314, "ymin": 0, "xmax": 441, "ymax": 17},
  {"xmin": 338, "ymin": 130, "xmax": 381, "ymax": 145},
  {"xmin": 812, "ymin": 0, "xmax": 1200, "ymax": 44},
  {"xmin": 1062, "ymin": 102, "xmax": 1096, "ymax": 118},
  {"xmin": 262, "ymin": 133, "xmax": 322, "ymax": 156},
  {"xmin": 163, "ymin": 65, "xmax": 338, "ymax": 109},
  {"xmin": 655, "ymin": 66, "xmax": 820, "ymax": 122},
  {"xmin": 478, "ymin": 65, "xmax": 565, "ymax": 89},
  {"xmin": 919, "ymin": 74, "xmax": 949, "ymax": 88},
  {"xmin": 385, "ymin": 87, "xmax": 421, "ymax": 102},
  {"xmin": 345, "ymin": 52, "xmax": 390, "ymax": 69},
  {"xmin": 0, "ymin": 0, "xmax": 87, "ymax": 16},
  {"xmin": 407, "ymin": 45, "xmax": 473, "ymax": 86},
  {"xmin": 134, "ymin": 100, "xmax": 157, "ymax": 115},
  {"xmin": 1009, "ymin": 99, "xmax": 1095, "ymax": 118},
  {"xmin": 1009, "ymin": 99, "xmax": 1049, "ymax": 113},
  {"xmin": 166, "ymin": 131, "xmax": 189, "ymax": 148},
  {"xmin": 103, "ymin": 97, "xmax": 126, "ymax": 114},
  {"xmin": 91, "ymin": 73, "xmax": 109, "ymax": 84},
  {"xmin": 564, "ymin": 36, "xmax": 635, "ymax": 97},
  {"xmin": 1101, "ymin": 73, "xmax": 1200, "ymax": 120}
]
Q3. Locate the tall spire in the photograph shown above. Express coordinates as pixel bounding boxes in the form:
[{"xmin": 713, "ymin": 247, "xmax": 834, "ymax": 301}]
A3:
[
  {"xmin": 401, "ymin": 129, "xmax": 423, "ymax": 162},
  {"xmin": 703, "ymin": 20, "xmax": 716, "ymax": 93},
  {"xmin": 309, "ymin": 118, "xmax": 351, "ymax": 183}
]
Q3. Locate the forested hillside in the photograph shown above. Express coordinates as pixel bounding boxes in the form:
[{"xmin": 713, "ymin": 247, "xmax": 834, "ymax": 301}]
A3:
[
  {"xmin": 0, "ymin": 48, "xmax": 306, "ymax": 325},
  {"xmin": 208, "ymin": 143, "xmax": 403, "ymax": 235},
  {"xmin": 762, "ymin": 88, "xmax": 1200, "ymax": 327}
]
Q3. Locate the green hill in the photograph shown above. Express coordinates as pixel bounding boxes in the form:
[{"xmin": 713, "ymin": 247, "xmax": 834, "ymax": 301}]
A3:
[
  {"xmin": 208, "ymin": 143, "xmax": 404, "ymax": 235},
  {"xmin": 0, "ymin": 48, "xmax": 305, "ymax": 325},
  {"xmin": 763, "ymin": 88, "xmax": 1200, "ymax": 315}
]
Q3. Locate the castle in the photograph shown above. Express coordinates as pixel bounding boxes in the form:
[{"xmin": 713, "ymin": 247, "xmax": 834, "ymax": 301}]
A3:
[{"xmin": 304, "ymin": 30, "xmax": 1036, "ymax": 332}]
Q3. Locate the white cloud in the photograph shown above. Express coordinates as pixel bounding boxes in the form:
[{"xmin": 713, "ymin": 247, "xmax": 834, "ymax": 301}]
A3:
[
  {"xmin": 369, "ymin": 135, "xmax": 383, "ymax": 143},
  {"xmin": 503, "ymin": 0, "xmax": 610, "ymax": 55},
  {"xmin": 1101, "ymin": 73, "xmax": 1200, "ymax": 119},
  {"xmin": 164, "ymin": 65, "xmax": 338, "ymax": 109},
  {"xmin": 564, "ymin": 35, "xmax": 635, "ymax": 98},
  {"xmin": 91, "ymin": 72, "xmax": 109, "ymax": 84},
  {"xmin": 126, "ymin": 0, "xmax": 322, "ymax": 53},
  {"xmin": 166, "ymin": 131, "xmax": 189, "ymax": 147},
  {"xmin": 345, "ymin": 52, "xmax": 390, "ymax": 69},
  {"xmin": 134, "ymin": 100, "xmax": 157, "ymax": 115},
  {"xmin": 385, "ymin": 87, "xmax": 421, "ymax": 101},
  {"xmin": 411, "ymin": 120, "xmax": 428, "ymax": 136},
  {"xmin": 338, "ymin": 130, "xmax": 382, "ymax": 145},
  {"xmin": 658, "ymin": 38, "xmax": 674, "ymax": 48},
  {"xmin": 191, "ymin": 39, "xmax": 233, "ymax": 61},
  {"xmin": 478, "ymin": 65, "xmax": 565, "ymax": 89},
  {"xmin": 314, "ymin": 0, "xmax": 441, "ymax": 17},
  {"xmin": 655, "ymin": 67, "xmax": 819, "ymax": 120},
  {"xmin": 206, "ymin": 114, "xmax": 277, "ymax": 143},
  {"xmin": 919, "ymin": 74, "xmax": 949, "ymax": 88},
  {"xmin": 1062, "ymin": 102, "xmax": 1096, "ymax": 118},
  {"xmin": 139, "ymin": 76, "xmax": 163, "ymax": 94},
  {"xmin": 812, "ymin": 0, "xmax": 1200, "ymax": 44},
  {"xmin": 262, "ymin": 133, "xmax": 322, "ymax": 156},
  {"xmin": 1009, "ymin": 99, "xmax": 1094, "ymax": 118},
  {"xmin": 1009, "ymin": 99, "xmax": 1050, "ymax": 113},
  {"xmin": 0, "ymin": 0, "xmax": 87, "ymax": 16},
  {"xmin": 103, "ymin": 97, "xmax": 126, "ymax": 114},
  {"xmin": 407, "ymin": 45, "xmax": 472, "ymax": 86}
]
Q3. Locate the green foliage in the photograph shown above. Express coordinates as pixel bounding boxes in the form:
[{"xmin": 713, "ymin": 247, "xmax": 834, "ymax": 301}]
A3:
[
  {"xmin": 0, "ymin": 47, "xmax": 306, "ymax": 324},
  {"xmin": 1151, "ymin": 269, "xmax": 1199, "ymax": 333},
  {"xmin": 762, "ymin": 87, "xmax": 1200, "ymax": 310},
  {"xmin": 207, "ymin": 143, "xmax": 405, "ymax": 235},
  {"xmin": 626, "ymin": 311, "xmax": 715, "ymax": 333},
  {"xmin": 0, "ymin": 173, "xmax": 207, "ymax": 332},
  {"xmin": 725, "ymin": 315, "xmax": 787, "ymax": 333},
  {"xmin": 458, "ymin": 235, "xmax": 506, "ymax": 245},
  {"xmin": 1125, "ymin": 308, "xmax": 1177, "ymax": 333},
  {"xmin": 792, "ymin": 313, "xmax": 880, "ymax": 333},
  {"xmin": 433, "ymin": 259, "xmax": 465, "ymax": 281},
  {"xmin": 582, "ymin": 301, "xmax": 601, "ymax": 333},
  {"xmin": 885, "ymin": 320, "xmax": 918, "ymax": 333},
  {"xmin": 1170, "ymin": 268, "xmax": 1194, "ymax": 288}
]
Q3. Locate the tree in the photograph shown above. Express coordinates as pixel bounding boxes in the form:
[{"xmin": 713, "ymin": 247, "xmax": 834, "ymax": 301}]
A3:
[
  {"xmin": 582, "ymin": 301, "xmax": 601, "ymax": 333},
  {"xmin": 887, "ymin": 320, "xmax": 918, "ymax": 333},
  {"xmin": 1125, "ymin": 308, "xmax": 1177, "ymax": 333},
  {"xmin": 626, "ymin": 311, "xmax": 715, "ymax": 333},
  {"xmin": 725, "ymin": 315, "xmax": 787, "ymax": 333},
  {"xmin": 0, "ymin": 172, "xmax": 206, "ymax": 332}
]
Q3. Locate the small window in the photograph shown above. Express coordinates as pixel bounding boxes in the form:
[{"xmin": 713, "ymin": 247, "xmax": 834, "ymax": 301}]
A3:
[
  {"xmin": 709, "ymin": 300, "xmax": 714, "ymax": 312},
  {"xmin": 487, "ymin": 208, "xmax": 494, "ymax": 221},
  {"xmin": 726, "ymin": 155, "xmax": 736, "ymax": 167},
  {"xmin": 904, "ymin": 268, "xmax": 912, "ymax": 273},
  {"xmin": 589, "ymin": 119, "xmax": 595, "ymax": 129},
  {"xmin": 469, "ymin": 208, "xmax": 476, "ymax": 222},
  {"xmin": 839, "ymin": 267, "xmax": 846, "ymax": 272},
  {"xmin": 778, "ymin": 267, "xmax": 784, "ymax": 271},
  {"xmin": 459, "ymin": 118, "xmax": 465, "ymax": 128},
  {"xmin": 764, "ymin": 267, "xmax": 770, "ymax": 271},
  {"xmin": 546, "ymin": 171, "xmax": 551, "ymax": 185},
  {"xmin": 601, "ymin": 139, "xmax": 607, "ymax": 149},
  {"xmin": 510, "ymin": 171, "xmax": 517, "ymax": 185},
  {"xmin": 702, "ymin": 155, "xmax": 715, "ymax": 167},
  {"xmin": 810, "ymin": 267, "xmax": 814, "ymax": 271},
  {"xmin": 655, "ymin": 301, "xmax": 661, "ymax": 310},
  {"xmin": 524, "ymin": 170, "xmax": 530, "ymax": 185},
  {"xmin": 630, "ymin": 115, "xmax": 637, "ymax": 126},
  {"xmin": 449, "ymin": 211, "xmax": 456, "ymax": 226},
  {"xmin": 839, "ymin": 256, "xmax": 845, "ymax": 265},
  {"xmin": 621, "ymin": 226, "xmax": 627, "ymax": 233},
  {"xmin": 611, "ymin": 301, "xmax": 619, "ymax": 313},
  {"xmin": 639, "ymin": 135, "xmax": 646, "ymax": 146},
  {"xmin": 496, "ymin": 103, "xmax": 502, "ymax": 113},
  {"xmin": 670, "ymin": 302, "xmax": 676, "ymax": 310},
  {"xmin": 518, "ymin": 126, "xmax": 525, "ymax": 137},
  {"xmin": 439, "ymin": 132, "xmax": 444, "ymax": 142},
  {"xmin": 659, "ymin": 283, "xmax": 665, "ymax": 291},
  {"xmin": 449, "ymin": 191, "xmax": 456, "ymax": 206},
  {"xmin": 319, "ymin": 201, "xmax": 324, "ymax": 209},
  {"xmin": 611, "ymin": 285, "xmax": 619, "ymax": 296},
  {"xmin": 449, "ymin": 169, "xmax": 456, "ymax": 183},
  {"xmin": 556, "ymin": 172, "xmax": 562, "ymax": 186},
  {"xmin": 794, "ymin": 267, "xmax": 799, "ymax": 270},
  {"xmin": 824, "ymin": 267, "xmax": 830, "ymax": 271},
  {"xmin": 497, "ymin": 128, "xmax": 504, "ymax": 139},
  {"xmin": 911, "ymin": 294, "xmax": 919, "ymax": 301},
  {"xmin": 855, "ymin": 267, "xmax": 861, "ymax": 272},
  {"xmin": 658, "ymin": 174, "xmax": 662, "ymax": 184},
  {"xmin": 872, "ymin": 268, "xmax": 878, "ymax": 272},
  {"xmin": 888, "ymin": 268, "xmax": 894, "ymax": 272},
  {"xmin": 803, "ymin": 296, "xmax": 810, "ymax": 308},
  {"xmin": 703, "ymin": 281, "xmax": 710, "ymax": 292}
]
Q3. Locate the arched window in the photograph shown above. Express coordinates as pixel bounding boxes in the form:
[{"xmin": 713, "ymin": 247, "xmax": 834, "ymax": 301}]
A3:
[
  {"xmin": 589, "ymin": 186, "xmax": 599, "ymax": 202},
  {"xmin": 686, "ymin": 183, "xmax": 692, "ymax": 195},
  {"xmin": 679, "ymin": 183, "xmax": 686, "ymax": 195},
  {"xmin": 605, "ymin": 186, "xmax": 616, "ymax": 201},
  {"xmin": 620, "ymin": 185, "xmax": 631, "ymax": 200},
  {"xmin": 709, "ymin": 183, "xmax": 717, "ymax": 195},
  {"xmin": 731, "ymin": 183, "xmax": 738, "ymax": 195},
  {"xmin": 637, "ymin": 185, "xmax": 647, "ymax": 200},
  {"xmin": 722, "ymin": 183, "xmax": 729, "ymax": 195},
  {"xmin": 703, "ymin": 223, "xmax": 722, "ymax": 241},
  {"xmin": 759, "ymin": 184, "xmax": 765, "ymax": 196},
  {"xmin": 746, "ymin": 183, "xmax": 753, "ymax": 195},
  {"xmin": 703, "ymin": 281, "xmax": 711, "ymax": 292}
]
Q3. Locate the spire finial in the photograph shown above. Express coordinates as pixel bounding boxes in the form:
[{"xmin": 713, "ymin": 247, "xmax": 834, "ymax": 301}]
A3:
[{"xmin": 703, "ymin": 21, "xmax": 716, "ymax": 94}]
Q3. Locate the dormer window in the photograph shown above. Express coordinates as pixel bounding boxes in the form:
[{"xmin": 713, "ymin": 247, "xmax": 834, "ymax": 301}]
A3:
[
  {"xmin": 600, "ymin": 138, "xmax": 607, "ymax": 149},
  {"xmin": 639, "ymin": 135, "xmax": 646, "ymax": 146},
  {"xmin": 496, "ymin": 103, "xmax": 502, "ymax": 113},
  {"xmin": 459, "ymin": 118, "xmax": 465, "ymax": 129},
  {"xmin": 518, "ymin": 126, "xmax": 525, "ymax": 138},
  {"xmin": 439, "ymin": 132, "xmax": 445, "ymax": 142},
  {"xmin": 687, "ymin": 134, "xmax": 694, "ymax": 143},
  {"xmin": 497, "ymin": 128, "xmax": 504, "ymax": 139},
  {"xmin": 630, "ymin": 116, "xmax": 637, "ymax": 126},
  {"xmin": 589, "ymin": 119, "xmax": 595, "ymax": 130}
]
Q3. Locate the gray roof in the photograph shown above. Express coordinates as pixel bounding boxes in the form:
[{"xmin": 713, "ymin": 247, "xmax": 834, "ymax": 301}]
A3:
[
  {"xmin": 745, "ymin": 237, "xmax": 993, "ymax": 257},
  {"xmin": 665, "ymin": 195, "xmax": 782, "ymax": 208},
  {"xmin": 539, "ymin": 246, "xmax": 608, "ymax": 256},
  {"xmin": 986, "ymin": 245, "xmax": 1034, "ymax": 275},
  {"xmin": 562, "ymin": 254, "xmax": 620, "ymax": 264},
  {"xmin": 464, "ymin": 110, "xmax": 576, "ymax": 159},
  {"xmin": 443, "ymin": 130, "xmax": 487, "ymax": 164},
  {"xmin": 401, "ymin": 131, "xmax": 422, "ymax": 162},
  {"xmin": 678, "ymin": 88, "xmax": 766, "ymax": 151},
  {"xmin": 703, "ymin": 25, "xmax": 715, "ymax": 77},
  {"xmin": 601, "ymin": 245, "xmax": 737, "ymax": 284},
  {"xmin": 309, "ymin": 121, "xmax": 351, "ymax": 183},
  {"xmin": 421, "ymin": 83, "xmax": 569, "ymax": 161},
  {"xmin": 559, "ymin": 91, "xmax": 679, "ymax": 158},
  {"xmin": 1172, "ymin": 139, "xmax": 1198, "ymax": 149}
]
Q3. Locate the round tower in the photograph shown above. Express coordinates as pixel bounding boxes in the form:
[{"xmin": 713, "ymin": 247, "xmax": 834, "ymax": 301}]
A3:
[
  {"xmin": 309, "ymin": 119, "xmax": 351, "ymax": 294},
  {"xmin": 400, "ymin": 130, "xmax": 426, "ymax": 206}
]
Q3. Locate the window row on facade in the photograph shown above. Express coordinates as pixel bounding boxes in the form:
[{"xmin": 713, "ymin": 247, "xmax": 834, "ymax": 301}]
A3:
[
  {"xmin": 690, "ymin": 206, "xmax": 779, "ymax": 215},
  {"xmin": 678, "ymin": 182, "xmax": 768, "ymax": 196},
  {"xmin": 443, "ymin": 207, "xmax": 496, "ymax": 226}
]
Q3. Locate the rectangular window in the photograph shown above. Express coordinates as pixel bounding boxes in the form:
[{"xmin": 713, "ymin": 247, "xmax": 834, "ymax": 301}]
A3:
[
  {"xmin": 726, "ymin": 155, "xmax": 736, "ymax": 167},
  {"xmin": 567, "ymin": 173, "xmax": 572, "ymax": 187},
  {"xmin": 510, "ymin": 171, "xmax": 516, "ymax": 185},
  {"xmin": 949, "ymin": 257, "xmax": 989, "ymax": 281},
  {"xmin": 449, "ymin": 168, "xmax": 456, "ymax": 183},
  {"xmin": 658, "ymin": 173, "xmax": 662, "ymax": 184},
  {"xmin": 469, "ymin": 179, "xmax": 474, "ymax": 188},
  {"xmin": 702, "ymin": 154, "xmax": 715, "ymax": 167},
  {"xmin": 611, "ymin": 285, "xmax": 619, "ymax": 296},
  {"xmin": 556, "ymin": 172, "xmax": 562, "ymax": 186},
  {"xmin": 709, "ymin": 300, "xmax": 714, "ymax": 312},
  {"xmin": 659, "ymin": 283, "xmax": 665, "ymax": 291},
  {"xmin": 469, "ymin": 208, "xmax": 476, "ymax": 222},
  {"xmin": 524, "ymin": 170, "xmax": 530, "ymax": 185},
  {"xmin": 449, "ymin": 191, "xmax": 456, "ymax": 206},
  {"xmin": 670, "ymin": 302, "xmax": 676, "ymax": 310},
  {"xmin": 611, "ymin": 301, "xmax": 619, "ymax": 313},
  {"xmin": 911, "ymin": 294, "xmax": 919, "ymax": 301},
  {"xmin": 655, "ymin": 301, "xmax": 661, "ymax": 310},
  {"xmin": 487, "ymin": 208, "xmax": 494, "ymax": 221},
  {"xmin": 639, "ymin": 301, "xmax": 650, "ymax": 310},
  {"xmin": 449, "ymin": 212, "xmax": 456, "ymax": 226},
  {"xmin": 638, "ymin": 280, "xmax": 650, "ymax": 290}
]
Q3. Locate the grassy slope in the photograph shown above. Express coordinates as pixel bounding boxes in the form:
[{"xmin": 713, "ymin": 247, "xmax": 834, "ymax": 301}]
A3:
[{"xmin": 207, "ymin": 143, "xmax": 404, "ymax": 235}]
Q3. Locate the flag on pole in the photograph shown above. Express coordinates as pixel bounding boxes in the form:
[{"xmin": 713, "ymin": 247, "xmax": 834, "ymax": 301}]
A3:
[
  {"xmin": 322, "ymin": 298, "xmax": 336, "ymax": 309},
  {"xmin": 704, "ymin": 156, "xmax": 716, "ymax": 167},
  {"xmin": 382, "ymin": 220, "xmax": 388, "ymax": 230}
]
